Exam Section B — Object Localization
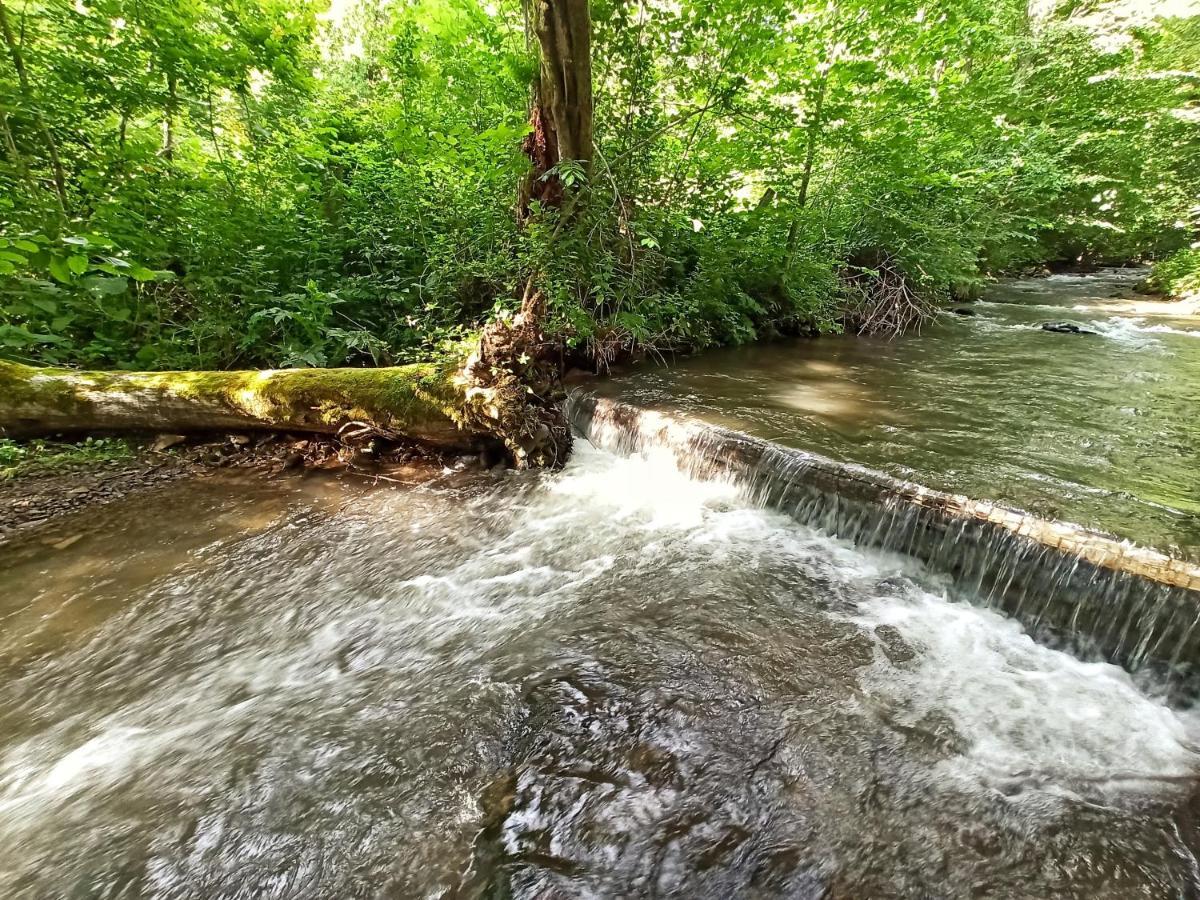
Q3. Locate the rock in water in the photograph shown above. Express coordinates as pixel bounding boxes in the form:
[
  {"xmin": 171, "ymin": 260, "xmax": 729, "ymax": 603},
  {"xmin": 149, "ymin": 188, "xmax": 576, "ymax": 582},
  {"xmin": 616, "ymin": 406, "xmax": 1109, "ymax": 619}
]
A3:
[
  {"xmin": 951, "ymin": 307, "xmax": 978, "ymax": 316},
  {"xmin": 1041, "ymin": 322, "xmax": 1097, "ymax": 335}
]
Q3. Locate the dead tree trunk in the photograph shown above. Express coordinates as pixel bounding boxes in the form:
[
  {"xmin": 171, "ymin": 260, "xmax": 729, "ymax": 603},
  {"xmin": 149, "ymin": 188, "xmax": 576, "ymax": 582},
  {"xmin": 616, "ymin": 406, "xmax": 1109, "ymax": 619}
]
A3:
[{"xmin": 0, "ymin": 359, "xmax": 532, "ymax": 455}]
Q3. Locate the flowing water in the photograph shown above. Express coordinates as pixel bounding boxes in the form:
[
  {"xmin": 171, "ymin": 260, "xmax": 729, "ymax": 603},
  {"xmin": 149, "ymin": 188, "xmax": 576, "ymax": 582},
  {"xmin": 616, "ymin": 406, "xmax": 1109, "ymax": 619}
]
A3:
[
  {"xmin": 3, "ymin": 271, "xmax": 1200, "ymax": 898},
  {"xmin": 598, "ymin": 268, "xmax": 1200, "ymax": 560}
]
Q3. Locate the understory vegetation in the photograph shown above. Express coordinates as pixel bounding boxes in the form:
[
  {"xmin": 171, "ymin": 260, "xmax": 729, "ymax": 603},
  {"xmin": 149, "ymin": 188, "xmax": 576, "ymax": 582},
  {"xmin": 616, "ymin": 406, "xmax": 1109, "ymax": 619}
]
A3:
[
  {"xmin": 1, "ymin": 0, "xmax": 1197, "ymax": 371},
  {"xmin": 1150, "ymin": 249, "xmax": 1200, "ymax": 298},
  {"xmin": 0, "ymin": 435, "xmax": 132, "ymax": 479}
]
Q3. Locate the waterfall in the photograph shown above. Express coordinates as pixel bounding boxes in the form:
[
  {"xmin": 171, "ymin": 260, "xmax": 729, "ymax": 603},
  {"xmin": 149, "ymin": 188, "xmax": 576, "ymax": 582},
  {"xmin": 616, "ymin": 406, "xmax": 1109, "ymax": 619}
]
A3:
[{"xmin": 568, "ymin": 392, "xmax": 1200, "ymax": 690}]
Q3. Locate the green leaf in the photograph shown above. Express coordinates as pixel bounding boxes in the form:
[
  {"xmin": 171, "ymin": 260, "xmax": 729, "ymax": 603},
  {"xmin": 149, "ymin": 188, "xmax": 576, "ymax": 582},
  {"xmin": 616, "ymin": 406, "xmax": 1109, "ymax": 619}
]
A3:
[
  {"xmin": 129, "ymin": 265, "xmax": 158, "ymax": 282},
  {"xmin": 0, "ymin": 250, "xmax": 28, "ymax": 264},
  {"xmin": 13, "ymin": 240, "xmax": 40, "ymax": 253},
  {"xmin": 68, "ymin": 254, "xmax": 88, "ymax": 275},
  {"xmin": 81, "ymin": 275, "xmax": 129, "ymax": 295},
  {"xmin": 48, "ymin": 257, "xmax": 73, "ymax": 283}
]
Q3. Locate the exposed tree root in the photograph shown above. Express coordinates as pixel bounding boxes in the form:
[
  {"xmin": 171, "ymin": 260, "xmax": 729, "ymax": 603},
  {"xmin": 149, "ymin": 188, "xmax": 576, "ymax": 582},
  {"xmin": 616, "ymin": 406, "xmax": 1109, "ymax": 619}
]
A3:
[{"xmin": 464, "ymin": 289, "xmax": 572, "ymax": 468}]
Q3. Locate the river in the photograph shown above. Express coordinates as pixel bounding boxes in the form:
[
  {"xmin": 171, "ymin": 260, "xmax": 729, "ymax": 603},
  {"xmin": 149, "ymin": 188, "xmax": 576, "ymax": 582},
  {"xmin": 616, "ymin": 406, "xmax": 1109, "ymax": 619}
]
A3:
[
  {"xmin": 1, "ymin": 272, "xmax": 1199, "ymax": 897},
  {"xmin": 599, "ymin": 268, "xmax": 1200, "ymax": 560}
]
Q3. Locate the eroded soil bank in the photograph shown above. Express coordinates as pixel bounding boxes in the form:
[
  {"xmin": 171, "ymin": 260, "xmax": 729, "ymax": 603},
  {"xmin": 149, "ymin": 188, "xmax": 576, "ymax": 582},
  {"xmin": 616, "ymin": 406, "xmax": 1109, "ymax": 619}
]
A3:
[{"xmin": 0, "ymin": 432, "xmax": 478, "ymax": 545}]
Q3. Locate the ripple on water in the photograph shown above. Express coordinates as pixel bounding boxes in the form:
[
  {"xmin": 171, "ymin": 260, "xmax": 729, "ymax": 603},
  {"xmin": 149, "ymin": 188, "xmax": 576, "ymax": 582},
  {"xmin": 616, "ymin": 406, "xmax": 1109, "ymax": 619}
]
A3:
[{"xmin": 0, "ymin": 439, "xmax": 1197, "ymax": 897}]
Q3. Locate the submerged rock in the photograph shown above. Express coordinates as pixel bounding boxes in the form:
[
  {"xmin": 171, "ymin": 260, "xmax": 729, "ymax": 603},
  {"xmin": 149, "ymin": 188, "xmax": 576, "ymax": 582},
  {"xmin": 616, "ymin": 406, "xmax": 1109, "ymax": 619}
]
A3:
[
  {"xmin": 1041, "ymin": 322, "xmax": 1097, "ymax": 335},
  {"xmin": 874, "ymin": 624, "xmax": 916, "ymax": 665},
  {"xmin": 951, "ymin": 307, "xmax": 978, "ymax": 317}
]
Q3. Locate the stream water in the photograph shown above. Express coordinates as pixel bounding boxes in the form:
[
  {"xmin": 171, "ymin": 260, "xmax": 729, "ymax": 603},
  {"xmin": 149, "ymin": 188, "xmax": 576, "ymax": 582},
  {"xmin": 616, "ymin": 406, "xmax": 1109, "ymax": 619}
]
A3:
[
  {"xmin": 2, "ymin": 272, "xmax": 1200, "ymax": 898},
  {"xmin": 599, "ymin": 268, "xmax": 1200, "ymax": 560}
]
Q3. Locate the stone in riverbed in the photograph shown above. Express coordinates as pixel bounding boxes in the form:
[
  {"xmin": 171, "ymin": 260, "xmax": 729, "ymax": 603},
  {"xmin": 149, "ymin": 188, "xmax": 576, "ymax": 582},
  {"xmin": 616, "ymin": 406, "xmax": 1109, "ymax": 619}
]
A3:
[
  {"xmin": 1041, "ymin": 322, "xmax": 1097, "ymax": 335},
  {"xmin": 151, "ymin": 433, "xmax": 187, "ymax": 452}
]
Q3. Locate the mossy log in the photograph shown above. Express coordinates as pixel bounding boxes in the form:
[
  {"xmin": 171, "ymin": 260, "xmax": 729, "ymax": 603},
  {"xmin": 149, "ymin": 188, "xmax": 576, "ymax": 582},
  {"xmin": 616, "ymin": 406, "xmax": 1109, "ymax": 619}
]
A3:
[{"xmin": 0, "ymin": 358, "xmax": 501, "ymax": 452}]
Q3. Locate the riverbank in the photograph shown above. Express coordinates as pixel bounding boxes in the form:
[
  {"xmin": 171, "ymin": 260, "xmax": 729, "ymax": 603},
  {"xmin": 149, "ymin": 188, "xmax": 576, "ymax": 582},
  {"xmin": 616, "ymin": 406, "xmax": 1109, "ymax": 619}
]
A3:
[{"xmin": 0, "ymin": 432, "xmax": 471, "ymax": 545}]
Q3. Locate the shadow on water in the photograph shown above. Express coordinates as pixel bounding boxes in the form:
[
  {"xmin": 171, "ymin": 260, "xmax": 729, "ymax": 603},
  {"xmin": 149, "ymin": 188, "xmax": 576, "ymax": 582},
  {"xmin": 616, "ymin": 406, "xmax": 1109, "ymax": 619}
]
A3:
[{"xmin": 2, "ymin": 439, "xmax": 1200, "ymax": 897}]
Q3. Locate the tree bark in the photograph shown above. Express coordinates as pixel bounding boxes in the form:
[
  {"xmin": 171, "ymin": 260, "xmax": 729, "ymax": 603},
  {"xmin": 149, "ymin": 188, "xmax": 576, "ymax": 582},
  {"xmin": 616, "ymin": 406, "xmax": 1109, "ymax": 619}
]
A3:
[
  {"xmin": 0, "ymin": 359, "xmax": 535, "ymax": 455},
  {"xmin": 518, "ymin": 0, "xmax": 593, "ymax": 216}
]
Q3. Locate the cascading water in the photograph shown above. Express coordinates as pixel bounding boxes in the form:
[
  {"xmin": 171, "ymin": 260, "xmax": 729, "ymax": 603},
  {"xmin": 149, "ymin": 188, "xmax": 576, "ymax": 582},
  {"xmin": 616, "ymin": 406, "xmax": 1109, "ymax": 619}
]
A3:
[
  {"xmin": 2, "ymin": 444, "xmax": 1200, "ymax": 897},
  {"xmin": 568, "ymin": 393, "xmax": 1200, "ymax": 689},
  {"xmin": 596, "ymin": 268, "xmax": 1200, "ymax": 560}
]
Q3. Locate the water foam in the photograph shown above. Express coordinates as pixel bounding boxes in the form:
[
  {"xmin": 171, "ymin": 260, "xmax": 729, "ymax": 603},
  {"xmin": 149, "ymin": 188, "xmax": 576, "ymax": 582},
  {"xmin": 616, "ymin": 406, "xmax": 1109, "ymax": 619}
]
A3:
[
  {"xmin": 557, "ymin": 436, "xmax": 1200, "ymax": 795},
  {"xmin": 854, "ymin": 588, "xmax": 1200, "ymax": 792},
  {"xmin": 1, "ymin": 439, "xmax": 1196, "ymax": 862},
  {"xmin": 557, "ymin": 441, "xmax": 1200, "ymax": 794}
]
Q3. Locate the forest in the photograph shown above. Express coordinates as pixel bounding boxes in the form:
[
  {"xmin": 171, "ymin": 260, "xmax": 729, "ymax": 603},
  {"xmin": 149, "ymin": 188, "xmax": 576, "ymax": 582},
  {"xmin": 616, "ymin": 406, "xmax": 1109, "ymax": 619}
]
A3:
[
  {"xmin": 0, "ymin": 0, "xmax": 1198, "ymax": 462},
  {"xmin": 5, "ymin": 3, "xmax": 1200, "ymax": 894}
]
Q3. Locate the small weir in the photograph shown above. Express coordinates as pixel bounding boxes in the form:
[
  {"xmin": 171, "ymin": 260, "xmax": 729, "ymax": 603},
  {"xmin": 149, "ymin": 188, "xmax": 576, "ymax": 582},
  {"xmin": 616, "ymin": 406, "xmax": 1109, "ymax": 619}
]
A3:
[{"xmin": 570, "ymin": 392, "xmax": 1200, "ymax": 686}]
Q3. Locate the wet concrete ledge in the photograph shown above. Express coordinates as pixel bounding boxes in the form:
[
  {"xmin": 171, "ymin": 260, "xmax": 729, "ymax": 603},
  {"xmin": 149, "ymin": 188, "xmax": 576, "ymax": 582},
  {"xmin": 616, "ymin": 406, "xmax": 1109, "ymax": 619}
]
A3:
[{"xmin": 568, "ymin": 393, "xmax": 1200, "ymax": 683}]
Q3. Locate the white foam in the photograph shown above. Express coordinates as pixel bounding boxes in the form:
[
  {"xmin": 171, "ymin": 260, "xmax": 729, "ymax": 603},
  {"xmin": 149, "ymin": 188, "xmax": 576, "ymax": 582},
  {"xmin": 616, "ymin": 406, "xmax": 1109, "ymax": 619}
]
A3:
[
  {"xmin": 556, "ymin": 443, "xmax": 1200, "ymax": 795},
  {"xmin": 855, "ymin": 590, "xmax": 1200, "ymax": 792},
  {"xmin": 2, "ymin": 438, "xmax": 1195, "ymax": 856}
]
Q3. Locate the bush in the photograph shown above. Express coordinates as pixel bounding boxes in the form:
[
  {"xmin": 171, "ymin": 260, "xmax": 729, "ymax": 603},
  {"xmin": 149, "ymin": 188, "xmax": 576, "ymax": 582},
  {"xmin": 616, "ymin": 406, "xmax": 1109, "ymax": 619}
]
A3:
[{"xmin": 1149, "ymin": 248, "xmax": 1200, "ymax": 298}]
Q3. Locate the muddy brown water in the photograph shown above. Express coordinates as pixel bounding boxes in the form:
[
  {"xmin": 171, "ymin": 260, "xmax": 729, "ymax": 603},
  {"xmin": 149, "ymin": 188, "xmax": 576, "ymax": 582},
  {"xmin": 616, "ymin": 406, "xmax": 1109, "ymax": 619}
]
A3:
[{"xmin": 2, "ymin": 272, "xmax": 1200, "ymax": 898}]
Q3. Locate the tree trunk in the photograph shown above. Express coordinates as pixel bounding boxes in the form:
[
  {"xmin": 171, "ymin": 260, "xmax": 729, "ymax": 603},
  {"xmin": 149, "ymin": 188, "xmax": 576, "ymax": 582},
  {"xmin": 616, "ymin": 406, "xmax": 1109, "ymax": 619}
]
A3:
[
  {"xmin": 0, "ymin": 0, "xmax": 67, "ymax": 217},
  {"xmin": 458, "ymin": 0, "xmax": 597, "ymax": 468},
  {"xmin": 518, "ymin": 0, "xmax": 593, "ymax": 217},
  {"xmin": 783, "ymin": 72, "xmax": 828, "ymax": 277},
  {"xmin": 163, "ymin": 68, "xmax": 178, "ymax": 161},
  {"xmin": 0, "ymin": 110, "xmax": 36, "ymax": 198},
  {"xmin": 0, "ymin": 359, "xmax": 538, "ymax": 456}
]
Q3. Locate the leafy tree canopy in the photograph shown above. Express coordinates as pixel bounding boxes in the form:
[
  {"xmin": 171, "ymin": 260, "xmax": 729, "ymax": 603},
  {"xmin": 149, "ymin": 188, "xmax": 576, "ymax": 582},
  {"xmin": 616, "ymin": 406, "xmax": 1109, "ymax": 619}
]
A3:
[{"xmin": 1, "ymin": 0, "xmax": 1196, "ymax": 368}]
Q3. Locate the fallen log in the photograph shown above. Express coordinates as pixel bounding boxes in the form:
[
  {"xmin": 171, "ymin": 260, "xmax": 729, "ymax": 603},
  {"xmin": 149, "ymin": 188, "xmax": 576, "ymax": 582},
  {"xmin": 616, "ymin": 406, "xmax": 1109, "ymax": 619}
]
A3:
[{"xmin": 0, "ymin": 357, "xmax": 560, "ymax": 462}]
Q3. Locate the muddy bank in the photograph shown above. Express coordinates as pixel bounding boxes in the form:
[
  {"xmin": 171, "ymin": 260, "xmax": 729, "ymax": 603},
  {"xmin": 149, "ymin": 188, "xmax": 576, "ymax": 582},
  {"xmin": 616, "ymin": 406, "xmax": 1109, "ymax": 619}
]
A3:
[{"xmin": 0, "ymin": 433, "xmax": 468, "ymax": 545}]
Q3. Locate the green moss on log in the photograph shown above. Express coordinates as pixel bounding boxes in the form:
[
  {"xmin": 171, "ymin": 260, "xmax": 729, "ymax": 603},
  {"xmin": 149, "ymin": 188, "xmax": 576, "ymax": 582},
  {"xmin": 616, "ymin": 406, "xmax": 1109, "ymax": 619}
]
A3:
[
  {"xmin": 0, "ymin": 358, "xmax": 491, "ymax": 448},
  {"xmin": 0, "ymin": 361, "xmax": 84, "ymax": 411}
]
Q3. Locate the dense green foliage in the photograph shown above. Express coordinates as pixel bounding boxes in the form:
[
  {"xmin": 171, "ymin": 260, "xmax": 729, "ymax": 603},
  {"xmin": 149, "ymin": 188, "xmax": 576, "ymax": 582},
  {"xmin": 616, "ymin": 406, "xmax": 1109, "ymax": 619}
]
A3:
[
  {"xmin": 1149, "ymin": 247, "xmax": 1200, "ymax": 298},
  {"xmin": 1, "ymin": 0, "xmax": 1196, "ymax": 369}
]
